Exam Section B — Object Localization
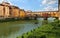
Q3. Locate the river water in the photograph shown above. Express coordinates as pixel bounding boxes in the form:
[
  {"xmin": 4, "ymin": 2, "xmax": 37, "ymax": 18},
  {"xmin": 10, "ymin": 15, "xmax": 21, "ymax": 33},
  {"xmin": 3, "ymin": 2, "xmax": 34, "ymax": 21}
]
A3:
[{"xmin": 0, "ymin": 18, "xmax": 55, "ymax": 38}]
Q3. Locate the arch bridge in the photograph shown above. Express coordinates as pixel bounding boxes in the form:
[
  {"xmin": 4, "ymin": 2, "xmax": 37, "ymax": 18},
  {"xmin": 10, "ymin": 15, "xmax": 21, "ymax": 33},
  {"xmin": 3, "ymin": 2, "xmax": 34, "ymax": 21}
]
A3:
[{"xmin": 26, "ymin": 11, "xmax": 60, "ymax": 20}]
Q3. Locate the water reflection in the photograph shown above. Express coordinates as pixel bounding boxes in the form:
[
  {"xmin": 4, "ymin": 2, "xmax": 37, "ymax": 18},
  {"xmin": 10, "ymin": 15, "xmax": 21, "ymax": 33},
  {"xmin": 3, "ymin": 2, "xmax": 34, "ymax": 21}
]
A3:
[
  {"xmin": 0, "ymin": 26, "xmax": 20, "ymax": 38},
  {"xmin": 34, "ymin": 20, "xmax": 39, "ymax": 24}
]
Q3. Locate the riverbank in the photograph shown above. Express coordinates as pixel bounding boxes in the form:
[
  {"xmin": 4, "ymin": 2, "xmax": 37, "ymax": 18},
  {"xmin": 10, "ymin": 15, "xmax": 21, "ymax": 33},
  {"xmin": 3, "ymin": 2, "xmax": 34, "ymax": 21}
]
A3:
[
  {"xmin": 17, "ymin": 20, "xmax": 60, "ymax": 38},
  {"xmin": 0, "ymin": 18, "xmax": 37, "ymax": 23}
]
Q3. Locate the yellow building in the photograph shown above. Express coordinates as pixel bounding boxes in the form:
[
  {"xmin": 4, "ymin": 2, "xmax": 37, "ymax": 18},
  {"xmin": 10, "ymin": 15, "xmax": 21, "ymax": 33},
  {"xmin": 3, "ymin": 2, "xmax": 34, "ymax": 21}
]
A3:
[
  {"xmin": 2, "ymin": 2, "xmax": 10, "ymax": 18},
  {"xmin": 4, "ymin": 6, "xmax": 10, "ymax": 18},
  {"xmin": 19, "ymin": 9, "xmax": 26, "ymax": 19},
  {"xmin": 0, "ymin": 4, "xmax": 4, "ymax": 17}
]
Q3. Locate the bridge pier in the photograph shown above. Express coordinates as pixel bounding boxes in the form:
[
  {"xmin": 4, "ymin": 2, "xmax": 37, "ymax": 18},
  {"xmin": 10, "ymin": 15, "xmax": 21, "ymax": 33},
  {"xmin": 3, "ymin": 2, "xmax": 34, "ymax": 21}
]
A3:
[
  {"xmin": 55, "ymin": 17, "xmax": 59, "ymax": 20},
  {"xmin": 34, "ymin": 14, "xmax": 38, "ymax": 20},
  {"xmin": 58, "ymin": 17, "xmax": 60, "ymax": 20},
  {"xmin": 44, "ymin": 17, "xmax": 48, "ymax": 20},
  {"xmin": 34, "ymin": 17, "xmax": 37, "ymax": 20}
]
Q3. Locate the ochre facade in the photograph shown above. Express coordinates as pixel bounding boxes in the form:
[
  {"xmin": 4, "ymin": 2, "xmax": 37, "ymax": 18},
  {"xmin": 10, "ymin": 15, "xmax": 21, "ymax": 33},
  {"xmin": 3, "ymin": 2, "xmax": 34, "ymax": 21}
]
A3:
[
  {"xmin": 0, "ymin": 5, "xmax": 4, "ymax": 17},
  {"xmin": 10, "ymin": 6, "xmax": 20, "ymax": 18},
  {"xmin": 19, "ymin": 9, "xmax": 26, "ymax": 18},
  {"xmin": 0, "ymin": 2, "xmax": 26, "ymax": 19}
]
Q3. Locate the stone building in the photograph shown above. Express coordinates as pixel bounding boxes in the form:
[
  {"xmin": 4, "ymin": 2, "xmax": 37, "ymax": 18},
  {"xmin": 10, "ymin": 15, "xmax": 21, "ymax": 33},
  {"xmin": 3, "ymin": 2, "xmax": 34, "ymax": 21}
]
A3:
[
  {"xmin": 10, "ymin": 6, "xmax": 20, "ymax": 18},
  {"xmin": 0, "ymin": 2, "xmax": 20, "ymax": 19},
  {"xmin": 2, "ymin": 2, "xmax": 10, "ymax": 18},
  {"xmin": 0, "ymin": 2, "xmax": 10, "ymax": 19},
  {"xmin": 0, "ymin": 2, "xmax": 27, "ymax": 19},
  {"xmin": 0, "ymin": 4, "xmax": 4, "ymax": 17}
]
